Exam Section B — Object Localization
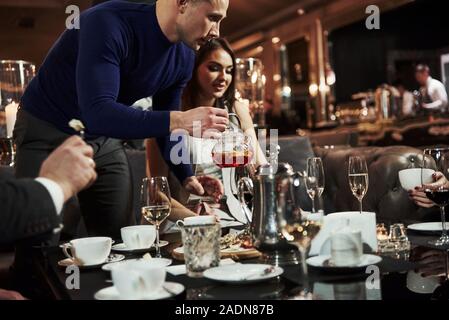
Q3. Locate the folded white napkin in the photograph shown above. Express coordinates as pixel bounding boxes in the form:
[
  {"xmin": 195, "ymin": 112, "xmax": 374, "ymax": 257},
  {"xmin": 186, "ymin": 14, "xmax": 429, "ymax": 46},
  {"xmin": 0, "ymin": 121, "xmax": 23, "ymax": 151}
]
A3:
[{"xmin": 166, "ymin": 258, "xmax": 237, "ymax": 276}]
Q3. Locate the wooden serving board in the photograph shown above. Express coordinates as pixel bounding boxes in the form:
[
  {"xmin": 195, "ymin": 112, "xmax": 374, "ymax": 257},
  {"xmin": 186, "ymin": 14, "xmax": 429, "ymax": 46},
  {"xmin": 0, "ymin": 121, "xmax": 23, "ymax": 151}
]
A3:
[{"xmin": 171, "ymin": 246, "xmax": 261, "ymax": 261}]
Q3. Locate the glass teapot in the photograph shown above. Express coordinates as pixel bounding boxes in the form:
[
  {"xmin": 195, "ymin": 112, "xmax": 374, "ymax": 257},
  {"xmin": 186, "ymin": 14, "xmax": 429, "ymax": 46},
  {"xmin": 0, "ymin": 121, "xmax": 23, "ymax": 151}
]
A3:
[{"xmin": 211, "ymin": 113, "xmax": 254, "ymax": 168}]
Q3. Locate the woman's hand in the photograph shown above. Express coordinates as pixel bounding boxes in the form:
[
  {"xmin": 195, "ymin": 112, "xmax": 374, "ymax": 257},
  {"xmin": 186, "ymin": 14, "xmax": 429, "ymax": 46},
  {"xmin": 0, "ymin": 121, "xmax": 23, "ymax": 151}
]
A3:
[
  {"xmin": 409, "ymin": 172, "xmax": 449, "ymax": 208},
  {"xmin": 183, "ymin": 175, "xmax": 224, "ymax": 203},
  {"xmin": 0, "ymin": 289, "xmax": 26, "ymax": 300},
  {"xmin": 409, "ymin": 187, "xmax": 435, "ymax": 208},
  {"xmin": 411, "ymin": 247, "xmax": 448, "ymax": 278}
]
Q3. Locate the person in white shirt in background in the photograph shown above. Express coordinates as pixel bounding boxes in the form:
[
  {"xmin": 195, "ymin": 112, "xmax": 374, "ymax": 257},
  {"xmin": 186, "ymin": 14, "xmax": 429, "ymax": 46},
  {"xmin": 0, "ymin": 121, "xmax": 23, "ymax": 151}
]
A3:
[{"xmin": 415, "ymin": 64, "xmax": 448, "ymax": 112}]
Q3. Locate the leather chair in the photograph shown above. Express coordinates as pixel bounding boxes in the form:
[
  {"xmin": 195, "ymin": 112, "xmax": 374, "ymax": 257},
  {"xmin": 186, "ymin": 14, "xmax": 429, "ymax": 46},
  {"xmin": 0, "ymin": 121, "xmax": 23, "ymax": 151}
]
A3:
[
  {"xmin": 275, "ymin": 136, "xmax": 438, "ymax": 224},
  {"xmin": 313, "ymin": 145, "xmax": 437, "ymax": 224}
]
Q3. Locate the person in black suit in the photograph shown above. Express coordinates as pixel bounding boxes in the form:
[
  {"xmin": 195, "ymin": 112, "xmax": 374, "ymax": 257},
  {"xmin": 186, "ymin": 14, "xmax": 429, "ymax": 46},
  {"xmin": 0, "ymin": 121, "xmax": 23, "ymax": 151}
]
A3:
[
  {"xmin": 0, "ymin": 135, "xmax": 97, "ymax": 244},
  {"xmin": 0, "ymin": 135, "xmax": 96, "ymax": 299}
]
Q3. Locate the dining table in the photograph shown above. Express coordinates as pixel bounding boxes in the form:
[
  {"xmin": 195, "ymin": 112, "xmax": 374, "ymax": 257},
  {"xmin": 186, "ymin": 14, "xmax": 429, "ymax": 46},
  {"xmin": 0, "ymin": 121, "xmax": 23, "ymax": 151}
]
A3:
[{"xmin": 32, "ymin": 228, "xmax": 448, "ymax": 301}]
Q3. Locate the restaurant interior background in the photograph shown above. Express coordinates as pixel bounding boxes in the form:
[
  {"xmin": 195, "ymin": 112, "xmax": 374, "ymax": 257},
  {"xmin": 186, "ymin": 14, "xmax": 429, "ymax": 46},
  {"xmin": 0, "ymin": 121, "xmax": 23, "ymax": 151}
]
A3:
[
  {"xmin": 2, "ymin": 0, "xmax": 449, "ymax": 301},
  {"xmin": 1, "ymin": 0, "xmax": 449, "ymax": 146}
]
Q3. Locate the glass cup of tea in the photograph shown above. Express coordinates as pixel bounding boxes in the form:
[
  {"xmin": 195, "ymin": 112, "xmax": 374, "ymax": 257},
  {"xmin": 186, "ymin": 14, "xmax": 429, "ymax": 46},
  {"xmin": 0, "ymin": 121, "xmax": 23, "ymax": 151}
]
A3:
[
  {"xmin": 177, "ymin": 219, "xmax": 221, "ymax": 278},
  {"xmin": 211, "ymin": 130, "xmax": 254, "ymax": 168}
]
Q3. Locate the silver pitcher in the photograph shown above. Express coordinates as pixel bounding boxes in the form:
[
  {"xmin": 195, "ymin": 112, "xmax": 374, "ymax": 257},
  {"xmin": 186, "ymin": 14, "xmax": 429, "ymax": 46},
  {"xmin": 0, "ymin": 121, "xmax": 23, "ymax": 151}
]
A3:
[{"xmin": 238, "ymin": 162, "xmax": 303, "ymax": 265}]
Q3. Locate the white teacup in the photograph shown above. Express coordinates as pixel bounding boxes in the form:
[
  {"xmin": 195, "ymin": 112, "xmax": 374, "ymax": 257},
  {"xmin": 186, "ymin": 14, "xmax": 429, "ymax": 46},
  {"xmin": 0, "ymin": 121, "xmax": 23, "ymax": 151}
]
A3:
[
  {"xmin": 406, "ymin": 270, "xmax": 441, "ymax": 294},
  {"xmin": 62, "ymin": 237, "xmax": 112, "ymax": 266},
  {"xmin": 330, "ymin": 230, "xmax": 363, "ymax": 266},
  {"xmin": 111, "ymin": 260, "xmax": 166, "ymax": 300},
  {"xmin": 121, "ymin": 225, "xmax": 156, "ymax": 250},
  {"xmin": 398, "ymin": 168, "xmax": 434, "ymax": 191}
]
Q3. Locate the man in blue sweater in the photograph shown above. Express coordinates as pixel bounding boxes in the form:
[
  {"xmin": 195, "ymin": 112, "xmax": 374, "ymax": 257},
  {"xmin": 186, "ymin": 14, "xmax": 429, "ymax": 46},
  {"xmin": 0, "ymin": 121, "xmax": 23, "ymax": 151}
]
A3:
[{"xmin": 14, "ymin": 0, "xmax": 229, "ymax": 239}]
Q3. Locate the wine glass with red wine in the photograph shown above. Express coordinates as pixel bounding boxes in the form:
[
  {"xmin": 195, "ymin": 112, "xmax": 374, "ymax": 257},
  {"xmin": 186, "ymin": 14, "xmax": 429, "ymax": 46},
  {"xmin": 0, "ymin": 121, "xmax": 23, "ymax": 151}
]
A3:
[{"xmin": 422, "ymin": 148, "xmax": 449, "ymax": 246}]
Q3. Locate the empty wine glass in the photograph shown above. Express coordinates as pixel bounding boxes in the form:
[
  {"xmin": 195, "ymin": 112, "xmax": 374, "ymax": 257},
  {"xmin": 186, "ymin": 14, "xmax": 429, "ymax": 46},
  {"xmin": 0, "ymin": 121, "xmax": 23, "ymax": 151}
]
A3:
[
  {"xmin": 281, "ymin": 210, "xmax": 323, "ymax": 299},
  {"xmin": 141, "ymin": 176, "xmax": 171, "ymax": 258},
  {"xmin": 348, "ymin": 156, "xmax": 369, "ymax": 214},
  {"xmin": 304, "ymin": 157, "xmax": 325, "ymax": 213},
  {"xmin": 422, "ymin": 148, "xmax": 449, "ymax": 246}
]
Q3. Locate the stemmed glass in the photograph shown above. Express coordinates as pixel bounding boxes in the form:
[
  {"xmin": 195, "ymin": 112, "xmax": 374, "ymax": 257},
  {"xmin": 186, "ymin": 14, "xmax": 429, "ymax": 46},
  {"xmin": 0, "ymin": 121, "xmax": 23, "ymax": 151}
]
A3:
[
  {"xmin": 422, "ymin": 148, "xmax": 449, "ymax": 246},
  {"xmin": 141, "ymin": 176, "xmax": 171, "ymax": 258},
  {"xmin": 348, "ymin": 156, "xmax": 369, "ymax": 214},
  {"xmin": 304, "ymin": 157, "xmax": 325, "ymax": 213},
  {"xmin": 281, "ymin": 210, "xmax": 323, "ymax": 299}
]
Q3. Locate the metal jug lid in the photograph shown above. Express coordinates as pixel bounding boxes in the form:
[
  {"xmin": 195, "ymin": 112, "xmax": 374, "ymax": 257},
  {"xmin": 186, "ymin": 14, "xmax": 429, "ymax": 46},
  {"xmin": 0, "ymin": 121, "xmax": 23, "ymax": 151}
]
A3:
[{"xmin": 256, "ymin": 163, "xmax": 275, "ymax": 176}]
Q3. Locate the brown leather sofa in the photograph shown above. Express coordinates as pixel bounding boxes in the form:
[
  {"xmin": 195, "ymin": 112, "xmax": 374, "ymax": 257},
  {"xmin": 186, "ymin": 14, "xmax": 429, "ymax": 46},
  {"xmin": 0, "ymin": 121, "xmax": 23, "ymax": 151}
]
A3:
[
  {"xmin": 276, "ymin": 135, "xmax": 437, "ymax": 224},
  {"xmin": 314, "ymin": 145, "xmax": 438, "ymax": 224}
]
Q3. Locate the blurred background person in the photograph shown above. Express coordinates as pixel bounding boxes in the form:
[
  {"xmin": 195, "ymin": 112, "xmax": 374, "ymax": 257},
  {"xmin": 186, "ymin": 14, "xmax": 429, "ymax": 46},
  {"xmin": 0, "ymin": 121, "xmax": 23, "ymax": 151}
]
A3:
[{"xmin": 415, "ymin": 64, "xmax": 448, "ymax": 113}]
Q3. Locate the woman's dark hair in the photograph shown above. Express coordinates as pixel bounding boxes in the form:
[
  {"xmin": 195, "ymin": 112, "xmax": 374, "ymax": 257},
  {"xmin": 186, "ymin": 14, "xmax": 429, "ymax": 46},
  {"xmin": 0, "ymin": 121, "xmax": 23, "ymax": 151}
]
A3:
[{"xmin": 182, "ymin": 38, "xmax": 236, "ymax": 111}]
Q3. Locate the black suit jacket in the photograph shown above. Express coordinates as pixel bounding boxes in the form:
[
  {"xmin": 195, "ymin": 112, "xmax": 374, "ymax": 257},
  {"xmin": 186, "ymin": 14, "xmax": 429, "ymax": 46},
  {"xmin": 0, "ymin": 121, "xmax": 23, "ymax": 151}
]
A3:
[{"xmin": 0, "ymin": 178, "xmax": 62, "ymax": 245}]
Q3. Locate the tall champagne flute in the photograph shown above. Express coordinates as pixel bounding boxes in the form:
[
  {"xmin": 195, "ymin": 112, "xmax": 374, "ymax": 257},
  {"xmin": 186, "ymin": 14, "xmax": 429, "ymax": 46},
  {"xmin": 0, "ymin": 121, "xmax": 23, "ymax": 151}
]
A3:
[
  {"xmin": 141, "ymin": 177, "xmax": 171, "ymax": 258},
  {"xmin": 305, "ymin": 157, "xmax": 325, "ymax": 213},
  {"xmin": 422, "ymin": 148, "xmax": 449, "ymax": 246},
  {"xmin": 348, "ymin": 156, "xmax": 369, "ymax": 214}
]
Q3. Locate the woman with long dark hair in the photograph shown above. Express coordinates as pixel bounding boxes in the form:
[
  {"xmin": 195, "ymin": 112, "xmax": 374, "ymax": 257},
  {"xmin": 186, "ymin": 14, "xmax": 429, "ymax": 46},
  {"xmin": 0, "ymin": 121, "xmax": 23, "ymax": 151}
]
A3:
[{"xmin": 146, "ymin": 38, "xmax": 267, "ymax": 221}]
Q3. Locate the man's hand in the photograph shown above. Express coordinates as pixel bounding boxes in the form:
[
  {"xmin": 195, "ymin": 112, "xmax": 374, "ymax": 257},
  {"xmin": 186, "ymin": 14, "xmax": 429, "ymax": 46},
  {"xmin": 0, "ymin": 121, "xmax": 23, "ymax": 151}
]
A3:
[
  {"xmin": 39, "ymin": 136, "xmax": 97, "ymax": 201},
  {"xmin": 170, "ymin": 107, "xmax": 229, "ymax": 139},
  {"xmin": 183, "ymin": 175, "xmax": 224, "ymax": 203}
]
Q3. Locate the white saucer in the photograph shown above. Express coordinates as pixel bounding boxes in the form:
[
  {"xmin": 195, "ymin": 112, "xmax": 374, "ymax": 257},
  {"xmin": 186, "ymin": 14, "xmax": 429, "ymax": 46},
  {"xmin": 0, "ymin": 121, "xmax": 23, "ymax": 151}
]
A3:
[
  {"xmin": 407, "ymin": 222, "xmax": 449, "ymax": 233},
  {"xmin": 94, "ymin": 281, "xmax": 184, "ymax": 300},
  {"xmin": 203, "ymin": 264, "xmax": 283, "ymax": 284},
  {"xmin": 306, "ymin": 254, "xmax": 382, "ymax": 272},
  {"xmin": 101, "ymin": 257, "xmax": 172, "ymax": 272},
  {"xmin": 111, "ymin": 241, "xmax": 169, "ymax": 253},
  {"xmin": 58, "ymin": 254, "xmax": 125, "ymax": 269}
]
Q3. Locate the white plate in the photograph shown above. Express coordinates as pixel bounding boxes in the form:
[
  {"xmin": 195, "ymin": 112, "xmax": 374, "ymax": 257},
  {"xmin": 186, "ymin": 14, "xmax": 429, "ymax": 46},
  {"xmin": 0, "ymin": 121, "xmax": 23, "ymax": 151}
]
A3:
[
  {"xmin": 94, "ymin": 282, "xmax": 184, "ymax": 300},
  {"xmin": 407, "ymin": 222, "xmax": 449, "ymax": 233},
  {"xmin": 306, "ymin": 254, "xmax": 382, "ymax": 272},
  {"xmin": 203, "ymin": 264, "xmax": 283, "ymax": 284},
  {"xmin": 58, "ymin": 254, "xmax": 125, "ymax": 269},
  {"xmin": 101, "ymin": 258, "xmax": 172, "ymax": 272},
  {"xmin": 111, "ymin": 241, "xmax": 169, "ymax": 253}
]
